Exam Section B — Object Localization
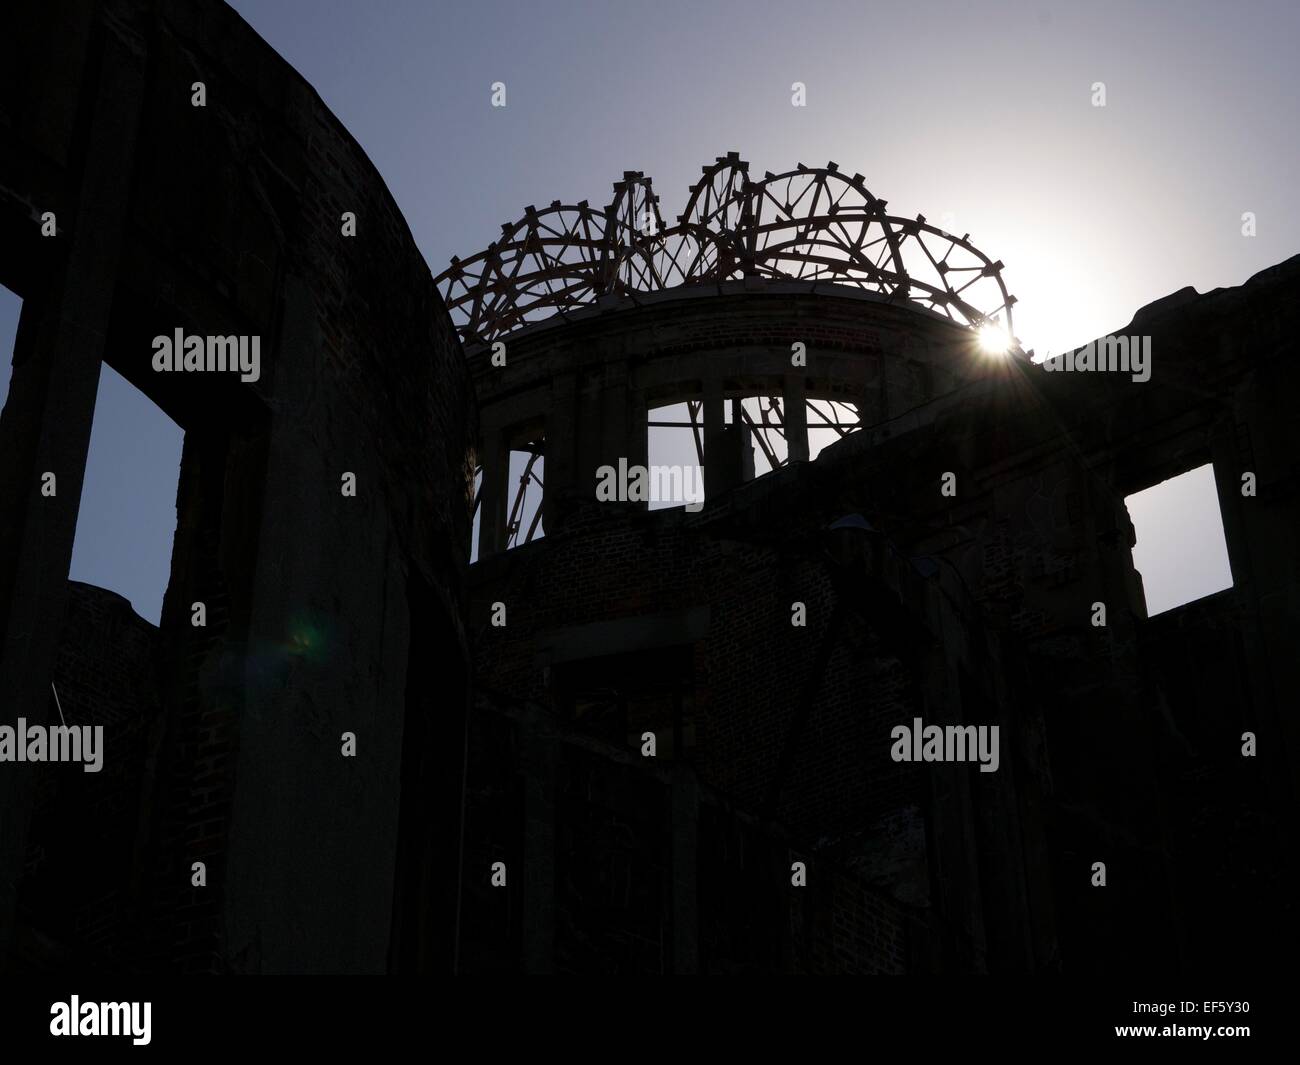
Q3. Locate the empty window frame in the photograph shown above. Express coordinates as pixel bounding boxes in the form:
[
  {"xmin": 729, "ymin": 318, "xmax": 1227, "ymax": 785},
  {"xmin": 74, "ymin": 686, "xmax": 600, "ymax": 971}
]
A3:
[
  {"xmin": 1125, "ymin": 463, "xmax": 1233, "ymax": 616},
  {"xmin": 69, "ymin": 363, "xmax": 184, "ymax": 625}
]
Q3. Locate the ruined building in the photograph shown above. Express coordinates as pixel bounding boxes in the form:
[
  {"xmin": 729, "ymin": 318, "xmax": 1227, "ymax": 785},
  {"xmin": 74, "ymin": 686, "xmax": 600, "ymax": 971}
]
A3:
[{"xmin": 1, "ymin": 0, "xmax": 1296, "ymax": 975}]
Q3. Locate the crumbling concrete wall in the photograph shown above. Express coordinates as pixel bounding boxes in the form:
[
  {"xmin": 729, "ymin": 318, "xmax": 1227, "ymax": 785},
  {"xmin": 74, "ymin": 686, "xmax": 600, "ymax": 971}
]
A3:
[
  {"xmin": 0, "ymin": 0, "xmax": 474, "ymax": 973},
  {"xmin": 461, "ymin": 258, "xmax": 1300, "ymax": 974}
]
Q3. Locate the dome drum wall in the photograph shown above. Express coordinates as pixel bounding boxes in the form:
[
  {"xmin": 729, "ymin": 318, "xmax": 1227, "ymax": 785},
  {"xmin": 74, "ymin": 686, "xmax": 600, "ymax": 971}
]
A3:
[{"xmin": 467, "ymin": 285, "xmax": 1005, "ymax": 561}]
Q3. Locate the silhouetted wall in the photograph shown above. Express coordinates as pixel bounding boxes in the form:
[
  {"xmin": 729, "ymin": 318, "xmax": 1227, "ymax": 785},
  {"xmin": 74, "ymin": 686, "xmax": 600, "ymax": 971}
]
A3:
[{"xmin": 0, "ymin": 0, "xmax": 474, "ymax": 973}]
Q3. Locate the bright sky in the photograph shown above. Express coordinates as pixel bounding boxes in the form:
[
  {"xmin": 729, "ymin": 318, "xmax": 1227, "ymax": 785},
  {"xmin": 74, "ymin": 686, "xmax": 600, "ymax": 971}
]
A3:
[
  {"xmin": 226, "ymin": 0, "xmax": 1300, "ymax": 360},
  {"xmin": 1126, "ymin": 465, "xmax": 1234, "ymax": 616}
]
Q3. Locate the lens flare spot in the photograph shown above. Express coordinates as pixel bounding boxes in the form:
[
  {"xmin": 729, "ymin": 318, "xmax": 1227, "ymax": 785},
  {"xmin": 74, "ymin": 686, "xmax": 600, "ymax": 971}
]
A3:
[{"xmin": 978, "ymin": 322, "xmax": 1012, "ymax": 356}]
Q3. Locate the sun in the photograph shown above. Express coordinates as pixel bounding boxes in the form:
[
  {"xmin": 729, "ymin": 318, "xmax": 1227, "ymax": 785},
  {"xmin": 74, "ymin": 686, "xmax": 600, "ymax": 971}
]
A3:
[{"xmin": 977, "ymin": 321, "xmax": 1012, "ymax": 356}]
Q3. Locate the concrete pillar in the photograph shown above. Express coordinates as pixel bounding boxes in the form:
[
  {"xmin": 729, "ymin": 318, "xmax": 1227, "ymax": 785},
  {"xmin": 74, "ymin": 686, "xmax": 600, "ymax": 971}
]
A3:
[
  {"xmin": 783, "ymin": 374, "xmax": 809, "ymax": 463},
  {"xmin": 625, "ymin": 375, "xmax": 648, "ymax": 473},
  {"xmin": 568, "ymin": 353, "xmax": 634, "ymax": 511},
  {"xmin": 703, "ymin": 378, "xmax": 725, "ymax": 499},
  {"xmin": 598, "ymin": 359, "xmax": 631, "ymax": 471},
  {"xmin": 0, "ymin": 32, "xmax": 144, "ymax": 959},
  {"xmin": 543, "ymin": 371, "xmax": 577, "ymax": 531},
  {"xmin": 477, "ymin": 418, "xmax": 507, "ymax": 558}
]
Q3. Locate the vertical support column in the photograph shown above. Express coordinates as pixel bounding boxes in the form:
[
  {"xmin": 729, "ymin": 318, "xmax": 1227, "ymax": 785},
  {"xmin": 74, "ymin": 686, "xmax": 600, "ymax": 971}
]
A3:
[
  {"xmin": 543, "ymin": 371, "xmax": 577, "ymax": 533},
  {"xmin": 703, "ymin": 378, "xmax": 725, "ymax": 499},
  {"xmin": 782, "ymin": 373, "xmax": 809, "ymax": 463},
  {"xmin": 598, "ymin": 358, "xmax": 632, "ymax": 473},
  {"xmin": 477, "ymin": 419, "xmax": 507, "ymax": 559},
  {"xmin": 569, "ymin": 347, "xmax": 636, "ymax": 509},
  {"xmin": 625, "ymin": 373, "xmax": 648, "ymax": 474},
  {"xmin": 0, "ymin": 31, "xmax": 145, "ymax": 957}
]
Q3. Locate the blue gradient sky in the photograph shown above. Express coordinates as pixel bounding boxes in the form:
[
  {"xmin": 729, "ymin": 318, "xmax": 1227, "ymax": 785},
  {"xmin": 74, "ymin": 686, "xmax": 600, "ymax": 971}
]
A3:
[{"xmin": 2, "ymin": 0, "xmax": 1296, "ymax": 621}]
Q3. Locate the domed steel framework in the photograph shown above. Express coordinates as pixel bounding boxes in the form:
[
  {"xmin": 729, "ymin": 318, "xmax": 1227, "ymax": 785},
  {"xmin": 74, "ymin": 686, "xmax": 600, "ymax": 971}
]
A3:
[{"xmin": 436, "ymin": 152, "xmax": 1018, "ymax": 349}]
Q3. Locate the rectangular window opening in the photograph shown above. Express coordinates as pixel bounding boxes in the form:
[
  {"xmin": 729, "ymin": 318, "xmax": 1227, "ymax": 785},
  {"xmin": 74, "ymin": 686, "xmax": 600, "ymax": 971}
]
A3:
[
  {"xmin": 729, "ymin": 395, "xmax": 861, "ymax": 476},
  {"xmin": 505, "ymin": 438, "xmax": 544, "ymax": 549},
  {"xmin": 1125, "ymin": 463, "xmax": 1233, "ymax": 616},
  {"xmin": 647, "ymin": 401, "xmax": 705, "ymax": 511},
  {"xmin": 69, "ymin": 363, "xmax": 184, "ymax": 626},
  {"xmin": 806, "ymin": 397, "xmax": 861, "ymax": 460},
  {"xmin": 728, "ymin": 396, "xmax": 787, "ymax": 476}
]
